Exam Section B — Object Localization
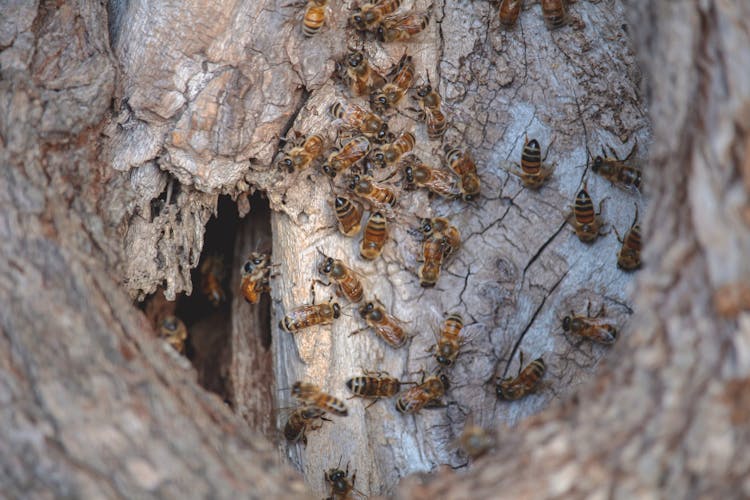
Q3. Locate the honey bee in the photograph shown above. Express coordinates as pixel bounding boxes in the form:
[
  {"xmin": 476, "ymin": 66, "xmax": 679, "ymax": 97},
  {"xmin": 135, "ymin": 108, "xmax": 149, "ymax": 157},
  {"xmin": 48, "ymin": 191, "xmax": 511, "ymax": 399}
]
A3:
[
  {"xmin": 322, "ymin": 135, "xmax": 371, "ymax": 178},
  {"xmin": 337, "ymin": 49, "xmax": 386, "ymax": 96},
  {"xmin": 350, "ymin": 0, "xmax": 401, "ymax": 31},
  {"xmin": 292, "ymin": 381, "xmax": 349, "ymax": 416},
  {"xmin": 395, "ymin": 373, "xmax": 449, "ymax": 414},
  {"xmin": 496, "ymin": 353, "xmax": 545, "ymax": 401},
  {"xmin": 200, "ymin": 255, "xmax": 225, "ymax": 307},
  {"xmin": 346, "ymin": 370, "xmax": 403, "ymax": 407},
  {"xmin": 420, "ymin": 216, "xmax": 460, "ymax": 258},
  {"xmin": 318, "ymin": 253, "xmax": 364, "ymax": 302},
  {"xmin": 284, "ymin": 405, "xmax": 329, "ymax": 446},
  {"xmin": 592, "ymin": 141, "xmax": 642, "ymax": 193},
  {"xmin": 418, "ymin": 233, "xmax": 445, "ymax": 288},
  {"xmin": 159, "ymin": 315, "xmax": 188, "ymax": 354},
  {"xmin": 334, "ymin": 195, "xmax": 364, "ymax": 237},
  {"xmin": 279, "ymin": 300, "xmax": 341, "ymax": 333},
  {"xmin": 444, "ymin": 146, "xmax": 481, "ymax": 201},
  {"xmin": 349, "ymin": 174, "xmax": 397, "ymax": 208},
  {"xmin": 240, "ymin": 252, "xmax": 273, "ymax": 304},
  {"xmin": 330, "ymin": 101, "xmax": 389, "ymax": 143},
  {"xmin": 499, "ymin": 0, "xmax": 522, "ymax": 28},
  {"xmin": 568, "ymin": 180, "xmax": 608, "ymax": 243},
  {"xmin": 561, "ymin": 302, "xmax": 618, "ymax": 345},
  {"xmin": 302, "ymin": 0, "xmax": 329, "ymax": 37},
  {"xmin": 403, "ymin": 158, "xmax": 461, "ymax": 199},
  {"xmin": 432, "ymin": 313, "xmax": 464, "ymax": 367},
  {"xmin": 324, "ymin": 463, "xmax": 357, "ymax": 500},
  {"xmin": 370, "ymin": 53, "xmax": 415, "ymax": 113},
  {"xmin": 412, "ymin": 81, "xmax": 448, "ymax": 140},
  {"xmin": 505, "ymin": 136, "xmax": 555, "ymax": 189},
  {"xmin": 614, "ymin": 204, "xmax": 642, "ymax": 271},
  {"xmin": 541, "ymin": 0, "xmax": 567, "ymax": 30},
  {"xmin": 360, "ymin": 211, "xmax": 388, "ymax": 260},
  {"xmin": 378, "ymin": 11, "xmax": 430, "ymax": 42},
  {"xmin": 277, "ymin": 132, "xmax": 325, "ymax": 172},
  {"xmin": 369, "ymin": 131, "xmax": 415, "ymax": 169},
  {"xmin": 358, "ymin": 301, "xmax": 408, "ymax": 348},
  {"xmin": 457, "ymin": 424, "xmax": 496, "ymax": 459}
]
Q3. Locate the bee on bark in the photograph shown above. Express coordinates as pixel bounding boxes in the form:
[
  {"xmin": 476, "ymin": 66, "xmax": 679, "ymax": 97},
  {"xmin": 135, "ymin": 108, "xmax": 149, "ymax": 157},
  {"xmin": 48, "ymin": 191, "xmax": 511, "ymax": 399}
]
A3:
[
  {"xmin": 360, "ymin": 211, "xmax": 388, "ymax": 260},
  {"xmin": 346, "ymin": 370, "xmax": 404, "ymax": 408},
  {"xmin": 330, "ymin": 101, "xmax": 389, "ymax": 143},
  {"xmin": 592, "ymin": 141, "xmax": 642, "ymax": 193},
  {"xmin": 159, "ymin": 315, "xmax": 188, "ymax": 354},
  {"xmin": 431, "ymin": 313, "xmax": 465, "ymax": 367},
  {"xmin": 395, "ymin": 373, "xmax": 449, "ymax": 414},
  {"xmin": 568, "ymin": 180, "xmax": 608, "ymax": 243},
  {"xmin": 496, "ymin": 353, "xmax": 546, "ymax": 401},
  {"xmin": 505, "ymin": 136, "xmax": 555, "ymax": 189},
  {"xmin": 291, "ymin": 381, "xmax": 349, "ymax": 416},
  {"xmin": 403, "ymin": 158, "xmax": 461, "ymax": 199},
  {"xmin": 279, "ymin": 300, "xmax": 341, "ymax": 333},
  {"xmin": 420, "ymin": 216, "xmax": 460, "ymax": 258},
  {"xmin": 370, "ymin": 53, "xmax": 415, "ymax": 113},
  {"xmin": 499, "ymin": 0, "xmax": 522, "ymax": 28},
  {"xmin": 541, "ymin": 0, "xmax": 567, "ymax": 30},
  {"xmin": 614, "ymin": 204, "xmax": 642, "ymax": 271},
  {"xmin": 302, "ymin": 0, "xmax": 329, "ymax": 36},
  {"xmin": 337, "ymin": 49, "xmax": 386, "ymax": 96},
  {"xmin": 334, "ymin": 195, "xmax": 364, "ymax": 237},
  {"xmin": 349, "ymin": 174, "xmax": 397, "ymax": 208},
  {"xmin": 240, "ymin": 252, "xmax": 273, "ymax": 304},
  {"xmin": 357, "ymin": 300, "xmax": 408, "ymax": 348},
  {"xmin": 369, "ymin": 130, "xmax": 415, "ymax": 169},
  {"xmin": 377, "ymin": 10, "xmax": 430, "ymax": 42},
  {"xmin": 457, "ymin": 424, "xmax": 496, "ymax": 459},
  {"xmin": 318, "ymin": 253, "xmax": 364, "ymax": 303},
  {"xmin": 324, "ymin": 462, "xmax": 358, "ymax": 500},
  {"xmin": 277, "ymin": 132, "xmax": 325, "ymax": 172},
  {"xmin": 200, "ymin": 255, "xmax": 226, "ymax": 307},
  {"xmin": 350, "ymin": 0, "xmax": 402, "ymax": 32},
  {"xmin": 284, "ymin": 405, "xmax": 329, "ymax": 446},
  {"xmin": 418, "ymin": 233, "xmax": 446, "ymax": 288},
  {"xmin": 444, "ymin": 146, "xmax": 481, "ymax": 201},
  {"xmin": 561, "ymin": 302, "xmax": 618, "ymax": 345},
  {"xmin": 411, "ymin": 80, "xmax": 448, "ymax": 140},
  {"xmin": 322, "ymin": 135, "xmax": 371, "ymax": 178}
]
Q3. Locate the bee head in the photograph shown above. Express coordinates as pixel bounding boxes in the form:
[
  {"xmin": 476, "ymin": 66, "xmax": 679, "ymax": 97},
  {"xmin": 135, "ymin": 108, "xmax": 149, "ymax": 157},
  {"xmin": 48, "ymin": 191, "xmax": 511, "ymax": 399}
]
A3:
[
  {"xmin": 420, "ymin": 218, "xmax": 433, "ymax": 235},
  {"xmin": 278, "ymin": 157, "xmax": 294, "ymax": 172},
  {"xmin": 592, "ymin": 156, "xmax": 603, "ymax": 172},
  {"xmin": 347, "ymin": 50, "xmax": 363, "ymax": 68},
  {"xmin": 526, "ymin": 138, "xmax": 540, "ymax": 151},
  {"xmin": 332, "ymin": 303, "xmax": 341, "ymax": 319},
  {"xmin": 417, "ymin": 85, "xmax": 432, "ymax": 98},
  {"xmin": 404, "ymin": 165, "xmax": 414, "ymax": 183},
  {"xmin": 436, "ymin": 354, "xmax": 453, "ymax": 367},
  {"xmin": 322, "ymin": 163, "xmax": 336, "ymax": 178},
  {"xmin": 321, "ymin": 257, "xmax": 334, "ymax": 274},
  {"xmin": 439, "ymin": 373, "xmax": 450, "ymax": 390},
  {"xmin": 162, "ymin": 316, "xmax": 178, "ymax": 331},
  {"xmin": 335, "ymin": 196, "xmax": 346, "ymax": 208},
  {"xmin": 562, "ymin": 316, "xmax": 572, "ymax": 331}
]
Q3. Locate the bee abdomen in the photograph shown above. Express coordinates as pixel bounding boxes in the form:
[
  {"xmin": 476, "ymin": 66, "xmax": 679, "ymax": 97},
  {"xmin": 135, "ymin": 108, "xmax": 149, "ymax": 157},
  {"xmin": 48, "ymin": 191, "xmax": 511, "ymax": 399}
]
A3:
[
  {"xmin": 303, "ymin": 8, "xmax": 326, "ymax": 36},
  {"xmin": 574, "ymin": 191, "xmax": 595, "ymax": 224},
  {"xmin": 521, "ymin": 141, "xmax": 541, "ymax": 174}
]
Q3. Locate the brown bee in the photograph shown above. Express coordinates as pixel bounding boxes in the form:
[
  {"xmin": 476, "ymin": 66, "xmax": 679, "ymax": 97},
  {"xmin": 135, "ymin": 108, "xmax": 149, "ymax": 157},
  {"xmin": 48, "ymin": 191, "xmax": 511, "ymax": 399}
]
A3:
[
  {"xmin": 496, "ymin": 354, "xmax": 546, "ymax": 401},
  {"xmin": 541, "ymin": 0, "xmax": 567, "ymax": 30},
  {"xmin": 349, "ymin": 175, "xmax": 397, "ymax": 207},
  {"xmin": 360, "ymin": 211, "xmax": 388, "ymax": 260},
  {"xmin": 277, "ymin": 132, "xmax": 325, "ymax": 172},
  {"xmin": 395, "ymin": 373, "xmax": 449, "ymax": 414},
  {"xmin": 369, "ymin": 131, "xmax": 415, "ymax": 169},
  {"xmin": 561, "ymin": 303, "xmax": 618, "ymax": 345},
  {"xmin": 457, "ymin": 424, "xmax": 496, "ymax": 459},
  {"xmin": 322, "ymin": 135, "xmax": 371, "ymax": 178},
  {"xmin": 444, "ymin": 146, "xmax": 481, "ymax": 201},
  {"xmin": 506, "ymin": 136, "xmax": 555, "ymax": 189},
  {"xmin": 568, "ymin": 180, "xmax": 608, "ymax": 243},
  {"xmin": 240, "ymin": 252, "xmax": 273, "ymax": 304},
  {"xmin": 346, "ymin": 370, "xmax": 404, "ymax": 408},
  {"xmin": 357, "ymin": 301, "xmax": 408, "ymax": 348},
  {"xmin": 330, "ymin": 101, "xmax": 389, "ymax": 143},
  {"xmin": 337, "ymin": 49, "xmax": 386, "ymax": 96},
  {"xmin": 420, "ymin": 216, "xmax": 460, "ymax": 258},
  {"xmin": 279, "ymin": 300, "xmax": 341, "ymax": 333},
  {"xmin": 159, "ymin": 315, "xmax": 188, "ymax": 354},
  {"xmin": 292, "ymin": 381, "xmax": 349, "ymax": 416},
  {"xmin": 432, "ymin": 313, "xmax": 465, "ymax": 367},
  {"xmin": 200, "ymin": 255, "xmax": 225, "ymax": 307},
  {"xmin": 499, "ymin": 0, "xmax": 522, "ymax": 28},
  {"xmin": 284, "ymin": 405, "xmax": 329, "ymax": 446},
  {"xmin": 334, "ymin": 195, "xmax": 364, "ymax": 237},
  {"xmin": 377, "ymin": 11, "xmax": 430, "ymax": 42},
  {"xmin": 412, "ymin": 81, "xmax": 448, "ymax": 140},
  {"xmin": 370, "ymin": 53, "xmax": 415, "ymax": 113},
  {"xmin": 403, "ymin": 158, "xmax": 461, "ymax": 199},
  {"xmin": 318, "ymin": 253, "xmax": 364, "ymax": 302},
  {"xmin": 302, "ymin": 0, "xmax": 329, "ymax": 36},
  {"xmin": 350, "ymin": 0, "xmax": 401, "ymax": 31},
  {"xmin": 324, "ymin": 463, "xmax": 357, "ymax": 500},
  {"xmin": 592, "ymin": 141, "xmax": 642, "ymax": 193},
  {"xmin": 418, "ymin": 235, "xmax": 445, "ymax": 288},
  {"xmin": 614, "ymin": 205, "xmax": 642, "ymax": 271}
]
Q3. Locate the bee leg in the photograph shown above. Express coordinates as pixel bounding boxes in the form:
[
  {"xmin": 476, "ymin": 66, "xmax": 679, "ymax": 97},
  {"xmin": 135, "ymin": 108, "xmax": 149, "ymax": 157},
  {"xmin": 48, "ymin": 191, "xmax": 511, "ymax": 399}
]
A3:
[
  {"xmin": 597, "ymin": 196, "xmax": 609, "ymax": 216},
  {"xmin": 613, "ymin": 225, "xmax": 624, "ymax": 244},
  {"xmin": 596, "ymin": 303, "xmax": 607, "ymax": 318},
  {"xmin": 623, "ymin": 138, "xmax": 638, "ymax": 162},
  {"xmin": 364, "ymin": 398, "xmax": 380, "ymax": 410},
  {"xmin": 542, "ymin": 136, "xmax": 556, "ymax": 163},
  {"xmin": 349, "ymin": 326, "xmax": 368, "ymax": 336},
  {"xmin": 517, "ymin": 350, "xmax": 525, "ymax": 377}
]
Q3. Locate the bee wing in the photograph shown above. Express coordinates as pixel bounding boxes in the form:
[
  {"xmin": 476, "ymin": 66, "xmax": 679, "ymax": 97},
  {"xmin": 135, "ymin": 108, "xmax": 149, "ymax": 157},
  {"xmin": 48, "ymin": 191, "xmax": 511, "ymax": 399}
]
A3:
[{"xmin": 382, "ymin": 11, "xmax": 427, "ymax": 30}]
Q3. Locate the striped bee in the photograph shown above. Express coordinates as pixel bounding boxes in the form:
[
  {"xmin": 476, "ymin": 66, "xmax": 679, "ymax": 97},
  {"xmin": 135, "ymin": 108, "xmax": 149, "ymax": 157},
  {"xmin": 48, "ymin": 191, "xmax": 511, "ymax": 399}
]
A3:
[
  {"xmin": 592, "ymin": 141, "xmax": 642, "ymax": 193},
  {"xmin": 561, "ymin": 302, "xmax": 618, "ymax": 345},
  {"xmin": 395, "ymin": 373, "xmax": 449, "ymax": 414},
  {"xmin": 614, "ymin": 204, "xmax": 642, "ymax": 271},
  {"xmin": 496, "ymin": 353, "xmax": 545, "ymax": 401},
  {"xmin": 506, "ymin": 136, "xmax": 555, "ymax": 189},
  {"xmin": 568, "ymin": 180, "xmax": 608, "ymax": 243},
  {"xmin": 292, "ymin": 381, "xmax": 348, "ymax": 416},
  {"xmin": 346, "ymin": 370, "xmax": 404, "ymax": 408},
  {"xmin": 302, "ymin": 0, "xmax": 329, "ymax": 37}
]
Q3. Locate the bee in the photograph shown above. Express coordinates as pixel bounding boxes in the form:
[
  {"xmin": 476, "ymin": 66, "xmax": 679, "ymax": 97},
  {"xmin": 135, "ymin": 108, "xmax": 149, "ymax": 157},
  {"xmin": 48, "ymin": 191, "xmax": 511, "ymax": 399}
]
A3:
[
  {"xmin": 496, "ymin": 353, "xmax": 545, "ymax": 401},
  {"xmin": 614, "ymin": 204, "xmax": 642, "ymax": 271},
  {"xmin": 360, "ymin": 211, "xmax": 388, "ymax": 260},
  {"xmin": 395, "ymin": 373, "xmax": 449, "ymax": 414},
  {"xmin": 420, "ymin": 216, "xmax": 460, "ymax": 258},
  {"xmin": 412, "ymin": 81, "xmax": 448, "ymax": 140},
  {"xmin": 240, "ymin": 252, "xmax": 273, "ymax": 304},
  {"xmin": 432, "ymin": 313, "xmax": 464, "ymax": 367},
  {"xmin": 200, "ymin": 255, "xmax": 225, "ymax": 307},
  {"xmin": 349, "ymin": 175, "xmax": 397, "ymax": 208},
  {"xmin": 561, "ymin": 302, "xmax": 618, "ymax": 345},
  {"xmin": 444, "ymin": 146, "xmax": 481, "ymax": 201},
  {"xmin": 330, "ymin": 101, "xmax": 389, "ymax": 143},
  {"xmin": 541, "ymin": 0, "xmax": 567, "ymax": 30},
  {"xmin": 506, "ymin": 136, "xmax": 555, "ymax": 189},
  {"xmin": 324, "ymin": 463, "xmax": 357, "ymax": 500},
  {"xmin": 318, "ymin": 253, "xmax": 364, "ymax": 302},
  {"xmin": 378, "ymin": 11, "xmax": 430, "ymax": 43},
  {"xmin": 568, "ymin": 180, "xmax": 608, "ymax": 243},
  {"xmin": 418, "ymin": 233, "xmax": 445, "ymax": 288},
  {"xmin": 302, "ymin": 0, "xmax": 329, "ymax": 37},
  {"xmin": 350, "ymin": 0, "xmax": 401, "ymax": 31},
  {"xmin": 592, "ymin": 141, "xmax": 642, "ymax": 193},
  {"xmin": 369, "ymin": 131, "xmax": 415, "ymax": 169},
  {"xmin": 358, "ymin": 301, "xmax": 408, "ymax": 348},
  {"xmin": 403, "ymin": 158, "xmax": 461, "ymax": 199},
  {"xmin": 291, "ymin": 381, "xmax": 349, "ymax": 416},
  {"xmin": 159, "ymin": 315, "xmax": 188, "ymax": 354},
  {"xmin": 457, "ymin": 425, "xmax": 496, "ymax": 459},
  {"xmin": 499, "ymin": 0, "xmax": 522, "ymax": 28},
  {"xmin": 284, "ymin": 405, "xmax": 329, "ymax": 446},
  {"xmin": 322, "ymin": 135, "xmax": 371, "ymax": 178},
  {"xmin": 277, "ymin": 132, "xmax": 325, "ymax": 172},
  {"xmin": 337, "ymin": 49, "xmax": 386, "ymax": 96},
  {"xmin": 334, "ymin": 195, "xmax": 364, "ymax": 236},
  {"xmin": 279, "ymin": 300, "xmax": 341, "ymax": 333},
  {"xmin": 370, "ymin": 53, "xmax": 415, "ymax": 113},
  {"xmin": 346, "ymin": 370, "xmax": 403, "ymax": 407}
]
